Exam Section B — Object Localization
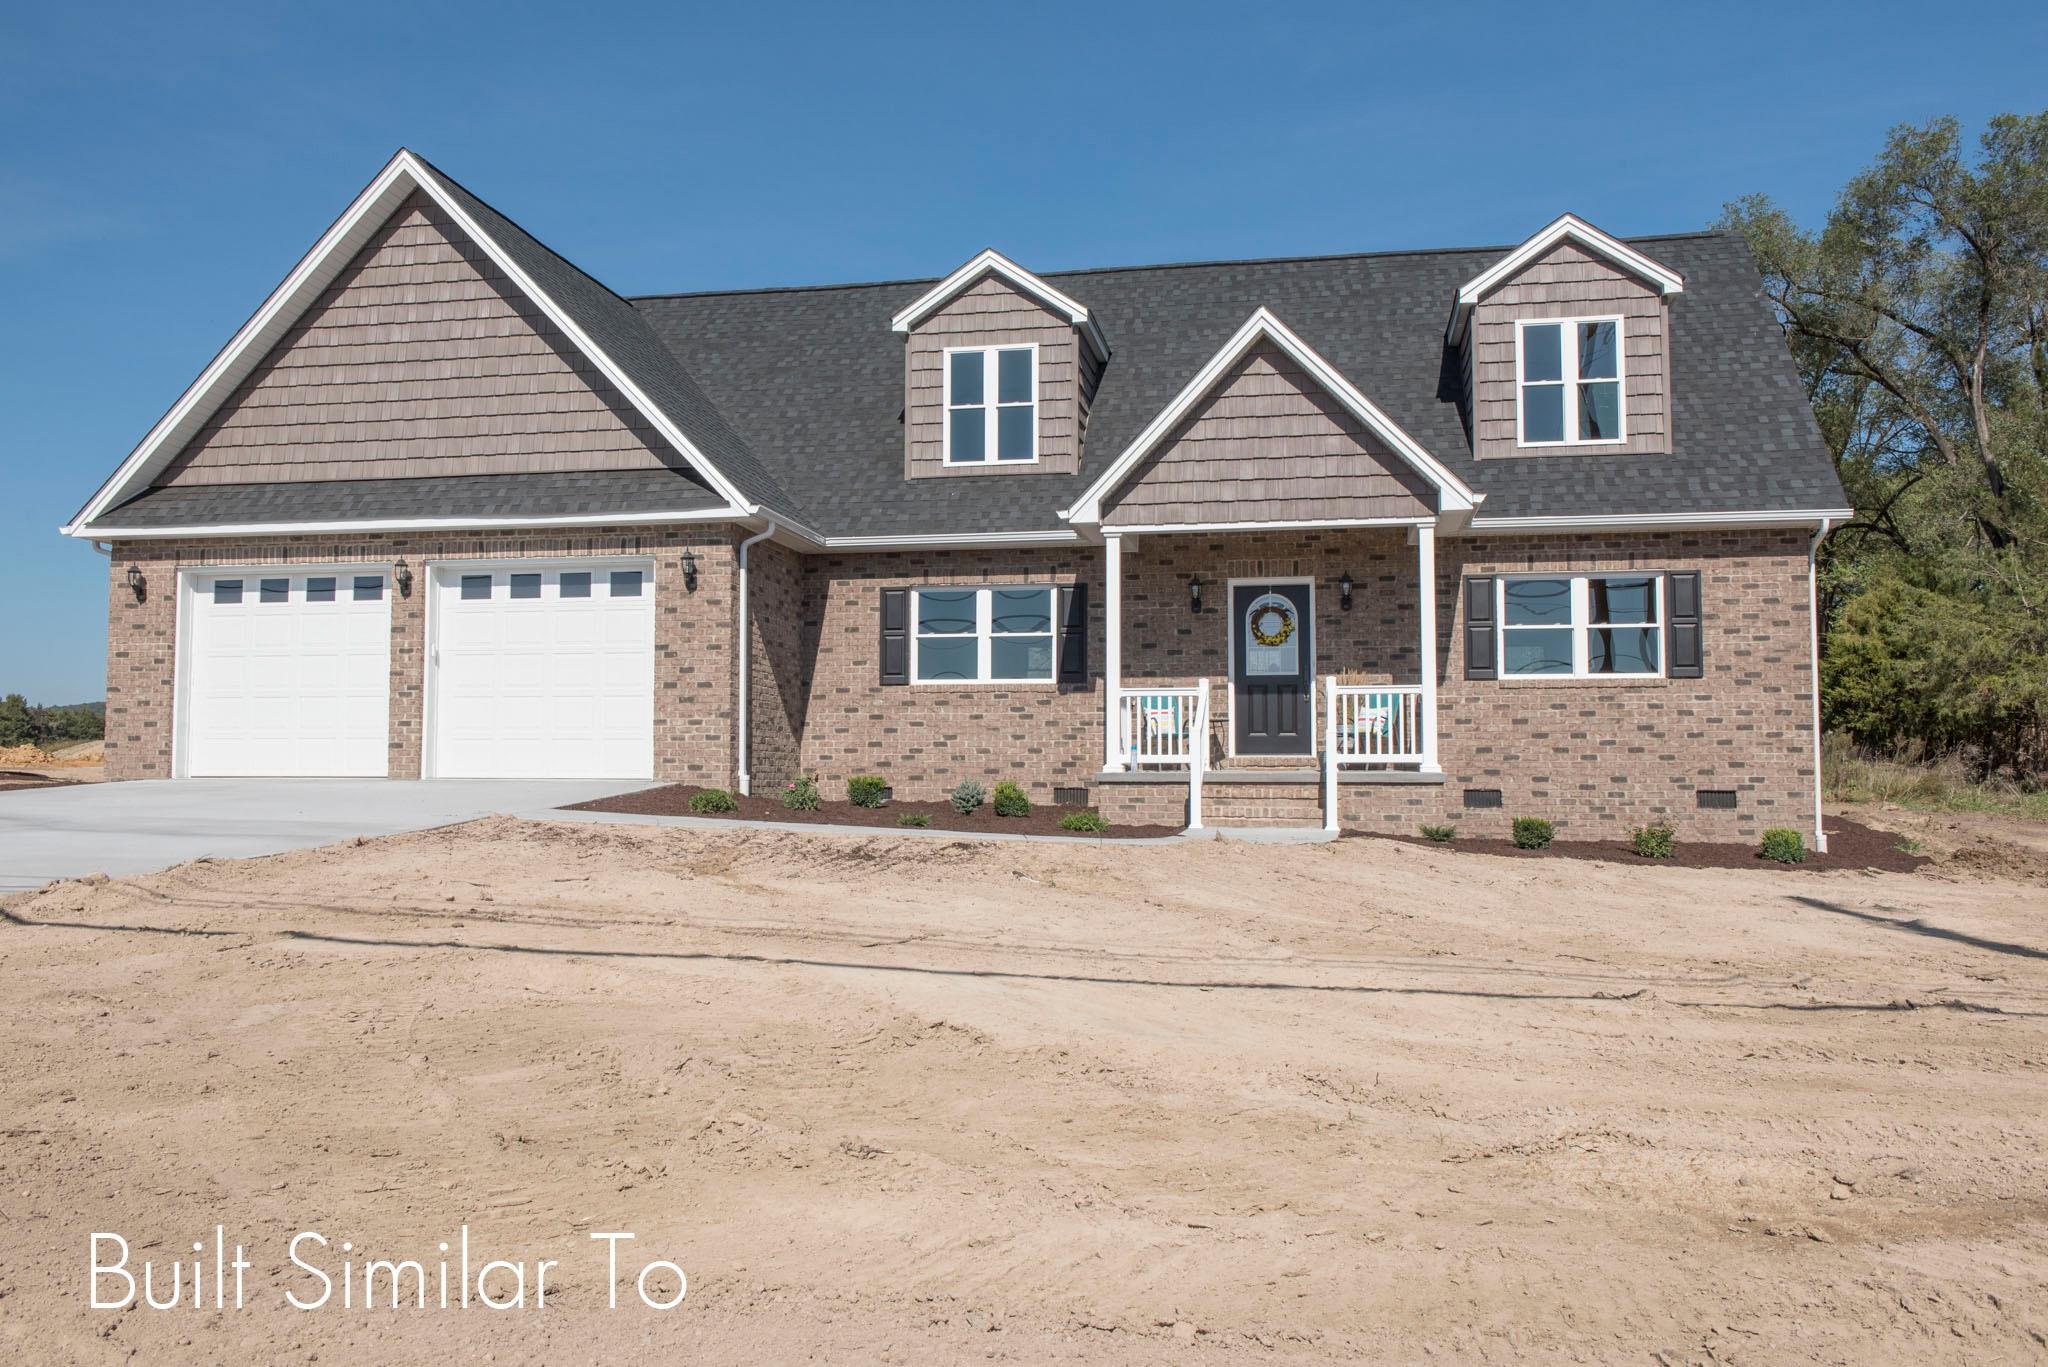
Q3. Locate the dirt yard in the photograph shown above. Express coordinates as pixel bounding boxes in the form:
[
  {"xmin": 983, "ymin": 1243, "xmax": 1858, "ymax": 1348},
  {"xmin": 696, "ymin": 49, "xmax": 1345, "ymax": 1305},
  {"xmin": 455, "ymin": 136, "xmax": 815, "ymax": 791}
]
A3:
[{"xmin": 3, "ymin": 815, "xmax": 2045, "ymax": 1363}]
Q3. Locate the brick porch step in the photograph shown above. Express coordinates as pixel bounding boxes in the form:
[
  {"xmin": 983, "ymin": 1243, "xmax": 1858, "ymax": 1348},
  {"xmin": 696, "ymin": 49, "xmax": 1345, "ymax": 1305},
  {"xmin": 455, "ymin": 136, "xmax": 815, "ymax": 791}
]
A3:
[{"xmin": 1201, "ymin": 781, "xmax": 1325, "ymax": 829}]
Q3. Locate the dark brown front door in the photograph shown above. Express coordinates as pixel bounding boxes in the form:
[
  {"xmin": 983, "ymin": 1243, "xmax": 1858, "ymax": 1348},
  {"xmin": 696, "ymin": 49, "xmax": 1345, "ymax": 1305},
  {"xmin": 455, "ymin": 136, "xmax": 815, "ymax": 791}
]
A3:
[{"xmin": 1232, "ymin": 582, "xmax": 1313, "ymax": 755}]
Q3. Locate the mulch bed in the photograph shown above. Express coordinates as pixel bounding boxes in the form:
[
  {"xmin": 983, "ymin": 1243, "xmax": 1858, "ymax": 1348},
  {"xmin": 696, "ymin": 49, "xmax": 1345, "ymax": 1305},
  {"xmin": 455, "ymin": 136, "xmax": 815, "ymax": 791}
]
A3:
[
  {"xmin": 1346, "ymin": 813, "xmax": 1930, "ymax": 874},
  {"xmin": 0, "ymin": 772, "xmax": 72, "ymax": 793},
  {"xmin": 563, "ymin": 784, "xmax": 1179, "ymax": 839}
]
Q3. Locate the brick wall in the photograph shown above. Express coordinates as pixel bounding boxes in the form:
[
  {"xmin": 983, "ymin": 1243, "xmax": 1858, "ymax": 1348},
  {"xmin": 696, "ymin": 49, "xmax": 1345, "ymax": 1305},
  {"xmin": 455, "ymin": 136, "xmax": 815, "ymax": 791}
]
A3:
[
  {"xmin": 1432, "ymin": 528, "xmax": 1816, "ymax": 840},
  {"xmin": 797, "ymin": 548, "xmax": 1102, "ymax": 802},
  {"xmin": 103, "ymin": 527, "xmax": 740, "ymax": 783},
  {"xmin": 101, "ymin": 524, "xmax": 1817, "ymax": 842},
  {"xmin": 745, "ymin": 538, "xmax": 808, "ymax": 794}
]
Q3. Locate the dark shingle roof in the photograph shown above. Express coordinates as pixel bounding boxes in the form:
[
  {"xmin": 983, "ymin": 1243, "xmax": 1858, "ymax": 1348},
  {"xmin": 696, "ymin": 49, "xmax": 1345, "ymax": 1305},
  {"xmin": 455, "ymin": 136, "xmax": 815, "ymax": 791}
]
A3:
[
  {"xmin": 92, "ymin": 469, "xmax": 724, "ymax": 529},
  {"xmin": 632, "ymin": 231, "xmax": 1845, "ymax": 535},
  {"xmin": 417, "ymin": 156, "xmax": 800, "ymax": 517}
]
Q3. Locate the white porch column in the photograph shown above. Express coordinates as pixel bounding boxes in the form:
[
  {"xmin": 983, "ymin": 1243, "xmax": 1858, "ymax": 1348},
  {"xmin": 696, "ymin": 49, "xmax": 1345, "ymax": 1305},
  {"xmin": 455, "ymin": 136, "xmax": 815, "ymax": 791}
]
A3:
[
  {"xmin": 1102, "ymin": 532, "xmax": 1125, "ymax": 771},
  {"xmin": 1415, "ymin": 523, "xmax": 1441, "ymax": 773}
]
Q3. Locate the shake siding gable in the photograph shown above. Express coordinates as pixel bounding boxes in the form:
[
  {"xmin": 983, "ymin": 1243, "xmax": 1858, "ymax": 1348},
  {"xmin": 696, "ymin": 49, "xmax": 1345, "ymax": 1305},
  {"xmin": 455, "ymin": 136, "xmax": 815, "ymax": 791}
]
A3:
[
  {"xmin": 1102, "ymin": 340, "xmax": 1436, "ymax": 527},
  {"xmin": 155, "ymin": 192, "xmax": 687, "ymax": 488},
  {"xmin": 903, "ymin": 274, "xmax": 1084, "ymax": 478},
  {"xmin": 1469, "ymin": 240, "xmax": 1672, "ymax": 458}
]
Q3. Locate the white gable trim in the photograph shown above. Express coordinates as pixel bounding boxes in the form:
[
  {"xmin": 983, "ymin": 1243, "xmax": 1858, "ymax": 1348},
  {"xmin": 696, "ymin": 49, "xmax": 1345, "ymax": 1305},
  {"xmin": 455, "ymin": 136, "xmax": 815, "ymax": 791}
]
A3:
[
  {"xmin": 889, "ymin": 249, "xmax": 1110, "ymax": 362},
  {"xmin": 1061, "ymin": 308, "xmax": 1480, "ymax": 525},
  {"xmin": 1445, "ymin": 214, "xmax": 1685, "ymax": 344},
  {"xmin": 64, "ymin": 149, "xmax": 754, "ymax": 537}
]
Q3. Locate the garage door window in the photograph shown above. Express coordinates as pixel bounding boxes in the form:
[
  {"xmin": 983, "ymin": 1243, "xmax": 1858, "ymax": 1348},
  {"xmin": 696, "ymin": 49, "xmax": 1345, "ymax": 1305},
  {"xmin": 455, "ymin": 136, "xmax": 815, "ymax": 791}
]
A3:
[
  {"xmin": 260, "ymin": 578, "xmax": 289, "ymax": 603},
  {"xmin": 213, "ymin": 580, "xmax": 243, "ymax": 605},
  {"xmin": 560, "ymin": 572, "xmax": 591, "ymax": 598},
  {"xmin": 510, "ymin": 573, "xmax": 542, "ymax": 600},
  {"xmin": 306, "ymin": 577, "xmax": 335, "ymax": 602},
  {"xmin": 610, "ymin": 570, "xmax": 643, "ymax": 597},
  {"xmin": 460, "ymin": 575, "xmax": 491, "ymax": 600},
  {"xmin": 354, "ymin": 576, "xmax": 384, "ymax": 601}
]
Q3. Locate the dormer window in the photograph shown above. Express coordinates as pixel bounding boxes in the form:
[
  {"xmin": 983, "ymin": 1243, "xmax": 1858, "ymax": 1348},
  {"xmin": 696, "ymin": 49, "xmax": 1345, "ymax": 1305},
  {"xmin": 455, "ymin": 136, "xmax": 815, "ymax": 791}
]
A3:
[
  {"xmin": 1517, "ymin": 317, "xmax": 1623, "ymax": 446},
  {"xmin": 944, "ymin": 344, "xmax": 1037, "ymax": 464}
]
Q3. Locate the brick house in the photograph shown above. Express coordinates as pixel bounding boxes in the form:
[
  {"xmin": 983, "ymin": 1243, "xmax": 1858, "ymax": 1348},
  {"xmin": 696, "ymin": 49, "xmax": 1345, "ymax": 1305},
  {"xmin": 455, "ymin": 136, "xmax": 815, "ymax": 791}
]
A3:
[{"xmin": 65, "ymin": 150, "xmax": 1850, "ymax": 842}]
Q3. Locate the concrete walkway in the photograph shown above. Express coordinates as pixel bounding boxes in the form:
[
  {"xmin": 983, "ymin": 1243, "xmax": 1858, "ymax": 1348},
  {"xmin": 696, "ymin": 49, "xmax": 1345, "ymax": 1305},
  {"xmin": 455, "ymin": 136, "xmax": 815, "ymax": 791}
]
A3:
[{"xmin": 0, "ymin": 778, "xmax": 645, "ymax": 893}]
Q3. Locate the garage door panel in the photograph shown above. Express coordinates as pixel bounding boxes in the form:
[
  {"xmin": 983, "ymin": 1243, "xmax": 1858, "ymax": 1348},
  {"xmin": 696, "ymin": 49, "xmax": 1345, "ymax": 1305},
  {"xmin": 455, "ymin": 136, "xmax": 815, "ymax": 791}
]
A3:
[
  {"xmin": 184, "ymin": 571, "xmax": 390, "ymax": 777},
  {"xmin": 429, "ymin": 563, "xmax": 655, "ymax": 780}
]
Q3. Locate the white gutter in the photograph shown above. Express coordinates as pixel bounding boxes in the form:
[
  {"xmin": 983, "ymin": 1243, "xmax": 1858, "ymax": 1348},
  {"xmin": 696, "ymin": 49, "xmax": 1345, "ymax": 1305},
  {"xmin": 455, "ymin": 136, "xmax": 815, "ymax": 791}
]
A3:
[
  {"xmin": 1808, "ymin": 516, "xmax": 1833, "ymax": 854},
  {"xmin": 733, "ymin": 522, "xmax": 778, "ymax": 796}
]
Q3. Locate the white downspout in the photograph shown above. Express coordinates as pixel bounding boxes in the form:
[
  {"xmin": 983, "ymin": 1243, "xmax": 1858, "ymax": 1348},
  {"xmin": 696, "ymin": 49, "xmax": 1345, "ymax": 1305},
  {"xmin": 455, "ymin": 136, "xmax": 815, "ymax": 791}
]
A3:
[
  {"xmin": 734, "ymin": 522, "xmax": 778, "ymax": 796},
  {"xmin": 1808, "ymin": 517, "xmax": 1832, "ymax": 854}
]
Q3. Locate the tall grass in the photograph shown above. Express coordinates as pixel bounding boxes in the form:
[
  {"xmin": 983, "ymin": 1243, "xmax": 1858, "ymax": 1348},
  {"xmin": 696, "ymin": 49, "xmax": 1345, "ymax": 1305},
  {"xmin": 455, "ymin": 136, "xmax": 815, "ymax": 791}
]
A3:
[{"xmin": 1823, "ymin": 733, "xmax": 2048, "ymax": 821}]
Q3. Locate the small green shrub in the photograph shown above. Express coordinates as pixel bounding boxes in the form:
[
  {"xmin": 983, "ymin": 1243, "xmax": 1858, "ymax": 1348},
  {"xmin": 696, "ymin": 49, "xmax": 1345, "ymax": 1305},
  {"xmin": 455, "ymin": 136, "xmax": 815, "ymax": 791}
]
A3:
[
  {"xmin": 689, "ymin": 788, "xmax": 738, "ymax": 815},
  {"xmin": 1511, "ymin": 817, "xmax": 1554, "ymax": 850},
  {"xmin": 897, "ymin": 812, "xmax": 932, "ymax": 828},
  {"xmin": 949, "ymin": 779, "xmax": 986, "ymax": 816},
  {"xmin": 846, "ymin": 775, "xmax": 889, "ymax": 809},
  {"xmin": 781, "ymin": 774, "xmax": 821, "ymax": 812},
  {"xmin": 1630, "ymin": 820, "xmax": 1676, "ymax": 859},
  {"xmin": 1759, "ymin": 828, "xmax": 1807, "ymax": 864},
  {"xmin": 1420, "ymin": 823, "xmax": 1456, "ymax": 843},
  {"xmin": 992, "ymin": 780, "xmax": 1030, "ymax": 818},
  {"xmin": 1058, "ymin": 809, "xmax": 1109, "ymax": 833}
]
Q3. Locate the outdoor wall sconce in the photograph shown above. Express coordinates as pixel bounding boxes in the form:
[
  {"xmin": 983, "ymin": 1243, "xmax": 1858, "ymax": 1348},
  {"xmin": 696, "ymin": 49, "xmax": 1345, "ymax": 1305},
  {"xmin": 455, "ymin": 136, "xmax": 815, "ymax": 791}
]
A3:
[
  {"xmin": 393, "ymin": 558, "xmax": 414, "ymax": 598},
  {"xmin": 1339, "ymin": 571, "xmax": 1355, "ymax": 611},
  {"xmin": 1187, "ymin": 576, "xmax": 1202, "ymax": 612},
  {"xmin": 125, "ymin": 563, "xmax": 146, "ymax": 603},
  {"xmin": 681, "ymin": 550, "xmax": 699, "ymax": 591}
]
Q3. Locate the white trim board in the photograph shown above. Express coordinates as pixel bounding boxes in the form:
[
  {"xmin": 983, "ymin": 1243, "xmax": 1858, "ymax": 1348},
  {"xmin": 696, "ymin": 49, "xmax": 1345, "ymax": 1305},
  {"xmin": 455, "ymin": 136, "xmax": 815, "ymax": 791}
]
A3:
[
  {"xmin": 1063, "ymin": 308, "xmax": 1481, "ymax": 526},
  {"xmin": 1467, "ymin": 508, "xmax": 1853, "ymax": 534},
  {"xmin": 891, "ymin": 249, "xmax": 1110, "ymax": 362},
  {"xmin": 1446, "ymin": 213, "xmax": 1685, "ymax": 345},
  {"xmin": 64, "ymin": 149, "xmax": 754, "ymax": 538}
]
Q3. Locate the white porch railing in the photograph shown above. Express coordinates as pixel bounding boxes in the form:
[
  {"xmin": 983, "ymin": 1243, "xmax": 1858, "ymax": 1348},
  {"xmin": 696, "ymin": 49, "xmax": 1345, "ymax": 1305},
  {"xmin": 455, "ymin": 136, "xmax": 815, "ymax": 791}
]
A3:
[
  {"xmin": 1114, "ymin": 681, "xmax": 1212, "ymax": 829},
  {"xmin": 1323, "ymin": 680, "xmax": 1431, "ymax": 832}
]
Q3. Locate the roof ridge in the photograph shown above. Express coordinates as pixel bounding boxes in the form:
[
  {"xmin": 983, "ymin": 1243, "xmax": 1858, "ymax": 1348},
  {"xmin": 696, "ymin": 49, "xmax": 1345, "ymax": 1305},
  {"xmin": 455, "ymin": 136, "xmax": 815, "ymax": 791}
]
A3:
[{"xmin": 625, "ymin": 230, "xmax": 1733, "ymax": 305}]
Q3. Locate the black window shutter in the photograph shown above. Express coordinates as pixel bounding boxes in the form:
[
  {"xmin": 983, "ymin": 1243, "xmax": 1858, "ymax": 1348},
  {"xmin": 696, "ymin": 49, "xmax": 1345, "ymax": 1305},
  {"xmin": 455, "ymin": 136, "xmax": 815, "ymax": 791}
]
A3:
[
  {"xmin": 879, "ymin": 587, "xmax": 909, "ymax": 686},
  {"xmin": 1666, "ymin": 571, "xmax": 1703, "ymax": 678},
  {"xmin": 1058, "ymin": 582, "xmax": 1089, "ymax": 684},
  {"xmin": 1463, "ymin": 576, "xmax": 1497, "ymax": 680}
]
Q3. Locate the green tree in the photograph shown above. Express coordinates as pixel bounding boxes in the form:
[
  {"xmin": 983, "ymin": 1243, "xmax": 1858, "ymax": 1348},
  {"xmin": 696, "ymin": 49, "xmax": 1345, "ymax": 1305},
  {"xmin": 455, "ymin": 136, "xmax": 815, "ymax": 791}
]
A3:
[
  {"xmin": 1721, "ymin": 111, "xmax": 2048, "ymax": 777},
  {"xmin": 0, "ymin": 694, "xmax": 36, "ymax": 749}
]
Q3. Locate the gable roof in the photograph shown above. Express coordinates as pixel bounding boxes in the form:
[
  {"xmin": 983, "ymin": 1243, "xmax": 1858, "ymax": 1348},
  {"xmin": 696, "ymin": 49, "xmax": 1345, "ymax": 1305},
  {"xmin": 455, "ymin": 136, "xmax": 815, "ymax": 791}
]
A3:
[
  {"xmin": 73, "ymin": 155, "xmax": 1846, "ymax": 543},
  {"xmin": 1445, "ymin": 213, "xmax": 1686, "ymax": 345},
  {"xmin": 636, "ymin": 231, "xmax": 1844, "ymax": 537},
  {"xmin": 1064, "ymin": 307, "xmax": 1478, "ymax": 524},
  {"xmin": 67, "ymin": 150, "xmax": 798, "ymax": 536},
  {"xmin": 889, "ymin": 249, "xmax": 1110, "ymax": 362}
]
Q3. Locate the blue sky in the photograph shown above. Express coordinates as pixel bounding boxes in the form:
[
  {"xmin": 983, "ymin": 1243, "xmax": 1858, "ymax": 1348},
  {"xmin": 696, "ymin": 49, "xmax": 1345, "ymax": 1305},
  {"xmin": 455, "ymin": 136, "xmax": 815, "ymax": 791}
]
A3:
[{"xmin": 4, "ymin": 0, "xmax": 2044, "ymax": 703}]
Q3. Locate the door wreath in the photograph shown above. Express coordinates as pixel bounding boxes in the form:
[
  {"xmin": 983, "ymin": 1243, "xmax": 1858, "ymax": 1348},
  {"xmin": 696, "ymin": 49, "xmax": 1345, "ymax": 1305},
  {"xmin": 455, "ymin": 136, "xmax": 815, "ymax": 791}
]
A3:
[{"xmin": 1249, "ymin": 602, "xmax": 1295, "ymax": 647}]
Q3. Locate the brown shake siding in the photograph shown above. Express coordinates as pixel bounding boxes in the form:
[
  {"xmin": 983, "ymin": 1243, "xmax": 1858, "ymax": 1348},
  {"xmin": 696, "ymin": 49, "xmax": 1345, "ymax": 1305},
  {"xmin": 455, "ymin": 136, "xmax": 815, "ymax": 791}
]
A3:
[
  {"xmin": 1102, "ymin": 341, "xmax": 1436, "ymax": 527},
  {"xmin": 903, "ymin": 275, "xmax": 1084, "ymax": 478},
  {"xmin": 103, "ymin": 527, "xmax": 740, "ymax": 784},
  {"xmin": 1470, "ymin": 240, "xmax": 1672, "ymax": 458},
  {"xmin": 157, "ymin": 192, "xmax": 684, "ymax": 487}
]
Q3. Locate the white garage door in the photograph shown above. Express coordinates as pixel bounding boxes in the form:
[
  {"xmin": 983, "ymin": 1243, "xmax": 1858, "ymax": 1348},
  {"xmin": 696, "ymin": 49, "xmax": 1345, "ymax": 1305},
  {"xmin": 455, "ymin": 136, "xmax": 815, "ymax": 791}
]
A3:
[
  {"xmin": 428, "ymin": 562, "xmax": 656, "ymax": 780},
  {"xmin": 183, "ymin": 570, "xmax": 392, "ymax": 777}
]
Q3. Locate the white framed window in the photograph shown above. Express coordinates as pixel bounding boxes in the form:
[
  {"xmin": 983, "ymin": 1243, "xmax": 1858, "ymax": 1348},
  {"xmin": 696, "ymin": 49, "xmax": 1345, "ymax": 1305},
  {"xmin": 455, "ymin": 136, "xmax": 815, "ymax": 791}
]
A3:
[
  {"xmin": 912, "ymin": 585, "xmax": 1056, "ymax": 682},
  {"xmin": 942, "ymin": 344, "xmax": 1038, "ymax": 464},
  {"xmin": 1500, "ymin": 574, "xmax": 1662, "ymax": 677},
  {"xmin": 1516, "ymin": 316, "xmax": 1624, "ymax": 446}
]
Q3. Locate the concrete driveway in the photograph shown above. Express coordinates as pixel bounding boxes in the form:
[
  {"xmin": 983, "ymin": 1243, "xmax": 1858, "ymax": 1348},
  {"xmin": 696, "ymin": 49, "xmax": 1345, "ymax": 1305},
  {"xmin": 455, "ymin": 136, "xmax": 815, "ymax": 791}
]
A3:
[{"xmin": 0, "ymin": 778, "xmax": 647, "ymax": 893}]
